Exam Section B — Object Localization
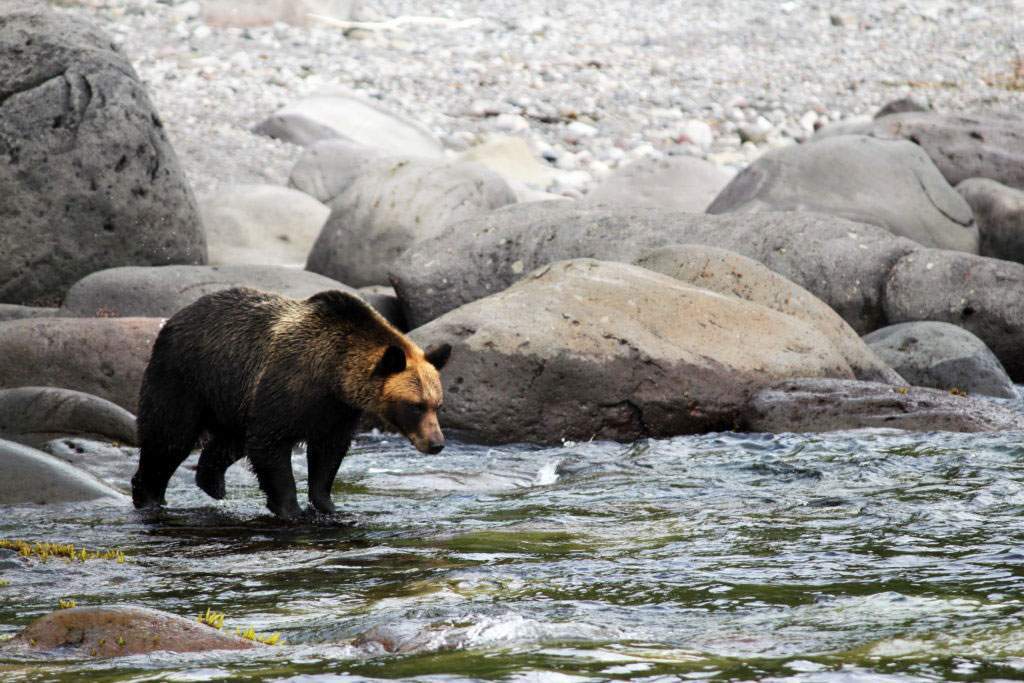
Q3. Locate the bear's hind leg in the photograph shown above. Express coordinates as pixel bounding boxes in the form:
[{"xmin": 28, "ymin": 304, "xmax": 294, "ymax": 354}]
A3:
[
  {"xmin": 196, "ymin": 434, "xmax": 244, "ymax": 500},
  {"xmin": 247, "ymin": 439, "xmax": 302, "ymax": 519},
  {"xmin": 132, "ymin": 388, "xmax": 202, "ymax": 510}
]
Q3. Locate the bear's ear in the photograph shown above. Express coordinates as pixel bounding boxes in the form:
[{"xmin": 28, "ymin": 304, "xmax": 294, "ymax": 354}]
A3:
[
  {"xmin": 373, "ymin": 345, "xmax": 407, "ymax": 377},
  {"xmin": 424, "ymin": 343, "xmax": 452, "ymax": 370}
]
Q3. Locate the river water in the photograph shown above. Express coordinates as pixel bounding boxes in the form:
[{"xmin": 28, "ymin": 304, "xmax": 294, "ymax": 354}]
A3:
[{"xmin": 2, "ymin": 428, "xmax": 1024, "ymax": 681}]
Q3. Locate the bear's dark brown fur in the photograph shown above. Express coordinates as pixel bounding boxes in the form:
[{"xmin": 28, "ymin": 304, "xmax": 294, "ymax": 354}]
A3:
[{"xmin": 130, "ymin": 288, "xmax": 450, "ymax": 518}]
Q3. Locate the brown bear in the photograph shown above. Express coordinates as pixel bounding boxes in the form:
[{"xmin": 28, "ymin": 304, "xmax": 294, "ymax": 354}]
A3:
[{"xmin": 130, "ymin": 287, "xmax": 451, "ymax": 519}]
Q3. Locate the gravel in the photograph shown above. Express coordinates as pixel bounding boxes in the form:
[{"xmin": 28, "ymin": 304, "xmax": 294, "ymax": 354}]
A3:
[{"xmin": 53, "ymin": 0, "xmax": 1024, "ymax": 197}]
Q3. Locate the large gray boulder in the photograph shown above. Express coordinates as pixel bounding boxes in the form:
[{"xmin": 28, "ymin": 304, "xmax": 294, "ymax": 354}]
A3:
[
  {"xmin": 852, "ymin": 112, "xmax": 1024, "ymax": 190},
  {"xmin": 707, "ymin": 135, "xmax": 977, "ymax": 252},
  {"xmin": 392, "ymin": 204, "xmax": 919, "ymax": 332},
  {"xmin": 0, "ymin": 4, "xmax": 206, "ymax": 306},
  {"xmin": 307, "ymin": 156, "xmax": 517, "ymax": 286},
  {"xmin": 744, "ymin": 379, "xmax": 1024, "ymax": 433},
  {"xmin": 0, "ymin": 387, "xmax": 137, "ymax": 448},
  {"xmin": 583, "ymin": 156, "xmax": 732, "ymax": 212},
  {"xmin": 956, "ymin": 178, "xmax": 1024, "ymax": 263},
  {"xmin": 412, "ymin": 259, "xmax": 856, "ymax": 445},
  {"xmin": 0, "ymin": 438, "xmax": 127, "ymax": 505},
  {"xmin": 863, "ymin": 322, "xmax": 1016, "ymax": 398},
  {"xmin": 61, "ymin": 265, "xmax": 399, "ymax": 326},
  {"xmin": 288, "ymin": 139, "xmax": 391, "ymax": 204},
  {"xmin": 0, "ymin": 317, "xmax": 161, "ymax": 412},
  {"xmin": 883, "ymin": 250, "xmax": 1024, "ymax": 382},
  {"xmin": 634, "ymin": 245, "xmax": 902, "ymax": 384},
  {"xmin": 198, "ymin": 184, "xmax": 330, "ymax": 267},
  {"xmin": 255, "ymin": 94, "xmax": 444, "ymax": 156}
]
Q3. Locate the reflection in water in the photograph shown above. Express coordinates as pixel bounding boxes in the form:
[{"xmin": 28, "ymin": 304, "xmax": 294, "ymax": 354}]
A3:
[{"xmin": 2, "ymin": 429, "xmax": 1024, "ymax": 681}]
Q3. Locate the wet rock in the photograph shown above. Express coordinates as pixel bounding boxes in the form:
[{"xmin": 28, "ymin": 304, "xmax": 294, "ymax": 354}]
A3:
[
  {"xmin": 287, "ymin": 139, "xmax": 392, "ymax": 204},
  {"xmin": 0, "ymin": 387, "xmax": 137, "ymax": 449},
  {"xmin": 583, "ymin": 156, "xmax": 732, "ymax": 213},
  {"xmin": 863, "ymin": 112, "xmax": 1024, "ymax": 190},
  {"xmin": 707, "ymin": 135, "xmax": 977, "ymax": 252},
  {"xmin": 634, "ymin": 245, "xmax": 902, "ymax": 384},
  {"xmin": 0, "ymin": 3, "xmax": 206, "ymax": 307},
  {"xmin": 44, "ymin": 438, "xmax": 141, "ymax": 491},
  {"xmin": 744, "ymin": 379, "xmax": 1024, "ymax": 434},
  {"xmin": 306, "ymin": 156, "xmax": 516, "ymax": 287},
  {"xmin": 254, "ymin": 94, "xmax": 443, "ymax": 156},
  {"xmin": 0, "ymin": 317, "xmax": 161, "ymax": 412},
  {"xmin": 875, "ymin": 97, "xmax": 931, "ymax": 118},
  {"xmin": 0, "ymin": 438, "xmax": 127, "ymax": 505},
  {"xmin": 392, "ymin": 204, "xmax": 919, "ymax": 332},
  {"xmin": 956, "ymin": 178, "xmax": 1024, "ymax": 263},
  {"xmin": 863, "ymin": 322, "xmax": 1015, "ymax": 399},
  {"xmin": 7, "ymin": 605, "xmax": 258, "ymax": 656},
  {"xmin": 412, "ymin": 259, "xmax": 855, "ymax": 445},
  {"xmin": 200, "ymin": 0, "xmax": 361, "ymax": 28},
  {"xmin": 883, "ymin": 250, "xmax": 1024, "ymax": 382},
  {"xmin": 0, "ymin": 305, "xmax": 60, "ymax": 322},
  {"xmin": 198, "ymin": 184, "xmax": 330, "ymax": 267}
]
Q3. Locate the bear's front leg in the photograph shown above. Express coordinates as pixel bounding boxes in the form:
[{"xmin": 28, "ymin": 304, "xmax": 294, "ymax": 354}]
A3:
[
  {"xmin": 306, "ymin": 428, "xmax": 355, "ymax": 514},
  {"xmin": 247, "ymin": 439, "xmax": 302, "ymax": 519}
]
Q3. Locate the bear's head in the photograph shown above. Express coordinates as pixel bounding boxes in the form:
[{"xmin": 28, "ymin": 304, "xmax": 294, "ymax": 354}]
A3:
[{"xmin": 372, "ymin": 343, "xmax": 452, "ymax": 454}]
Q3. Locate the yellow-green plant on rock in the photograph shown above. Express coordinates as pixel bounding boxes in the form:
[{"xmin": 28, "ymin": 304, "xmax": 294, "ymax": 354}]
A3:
[{"xmin": 0, "ymin": 539, "xmax": 126, "ymax": 564}]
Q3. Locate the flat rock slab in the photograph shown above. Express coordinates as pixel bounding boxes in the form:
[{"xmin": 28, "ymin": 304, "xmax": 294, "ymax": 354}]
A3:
[
  {"xmin": 634, "ymin": 245, "xmax": 902, "ymax": 384},
  {"xmin": 0, "ymin": 438, "xmax": 127, "ymax": 504},
  {"xmin": 255, "ymin": 94, "xmax": 443, "ymax": 156},
  {"xmin": 0, "ymin": 3, "xmax": 205, "ymax": 306},
  {"xmin": 0, "ymin": 317, "xmax": 161, "ymax": 412},
  {"xmin": 957, "ymin": 177, "xmax": 1024, "ymax": 264},
  {"xmin": 199, "ymin": 184, "xmax": 330, "ymax": 267},
  {"xmin": 392, "ymin": 204, "xmax": 920, "ymax": 333},
  {"xmin": 61, "ymin": 265, "xmax": 394, "ymax": 323},
  {"xmin": 413, "ymin": 259, "xmax": 855, "ymax": 445},
  {"xmin": 0, "ymin": 387, "xmax": 137, "ymax": 448},
  {"xmin": 7, "ymin": 605, "xmax": 259, "ymax": 656},
  {"xmin": 883, "ymin": 249, "xmax": 1024, "ymax": 382},
  {"xmin": 744, "ymin": 379, "xmax": 1024, "ymax": 433},
  {"xmin": 707, "ymin": 135, "xmax": 977, "ymax": 253},
  {"xmin": 863, "ymin": 322, "xmax": 1016, "ymax": 399},
  {"xmin": 584, "ymin": 155, "xmax": 732, "ymax": 213}
]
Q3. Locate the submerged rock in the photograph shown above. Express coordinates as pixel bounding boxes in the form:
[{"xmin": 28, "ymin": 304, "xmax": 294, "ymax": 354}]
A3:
[
  {"xmin": 707, "ymin": 135, "xmax": 977, "ymax": 253},
  {"xmin": 0, "ymin": 317, "xmax": 160, "ymax": 412},
  {"xmin": 744, "ymin": 379, "xmax": 1024, "ymax": 433},
  {"xmin": 0, "ymin": 2, "xmax": 205, "ymax": 307},
  {"xmin": 7, "ymin": 605, "xmax": 258, "ymax": 656},
  {"xmin": 863, "ymin": 322, "xmax": 1016, "ymax": 399},
  {"xmin": 634, "ymin": 245, "xmax": 902, "ymax": 384},
  {"xmin": 0, "ymin": 438, "xmax": 127, "ymax": 504},
  {"xmin": 413, "ymin": 259, "xmax": 855, "ymax": 445},
  {"xmin": 0, "ymin": 387, "xmax": 137, "ymax": 448}
]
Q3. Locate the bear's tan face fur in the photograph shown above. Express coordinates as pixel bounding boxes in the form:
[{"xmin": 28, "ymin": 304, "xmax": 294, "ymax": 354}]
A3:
[{"xmin": 372, "ymin": 343, "xmax": 451, "ymax": 454}]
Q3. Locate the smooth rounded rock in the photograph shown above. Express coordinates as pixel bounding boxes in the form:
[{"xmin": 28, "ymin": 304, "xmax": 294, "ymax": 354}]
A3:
[
  {"xmin": 584, "ymin": 155, "xmax": 732, "ymax": 212},
  {"xmin": 412, "ymin": 259, "xmax": 855, "ymax": 445},
  {"xmin": 7, "ymin": 605, "xmax": 258, "ymax": 656},
  {"xmin": 288, "ymin": 139, "xmax": 391, "ymax": 204},
  {"xmin": 458, "ymin": 135, "xmax": 559, "ymax": 196},
  {"xmin": 0, "ymin": 387, "xmax": 137, "ymax": 448},
  {"xmin": 863, "ymin": 322, "xmax": 1015, "ymax": 398},
  {"xmin": 707, "ymin": 135, "xmax": 977, "ymax": 252},
  {"xmin": 0, "ymin": 438, "xmax": 127, "ymax": 504},
  {"xmin": 254, "ymin": 94, "xmax": 444, "ymax": 156},
  {"xmin": 307, "ymin": 157, "xmax": 517, "ymax": 286},
  {"xmin": 392, "ymin": 204, "xmax": 920, "ymax": 332},
  {"xmin": 0, "ymin": 3, "xmax": 206, "ymax": 306},
  {"xmin": 635, "ymin": 245, "xmax": 902, "ymax": 384},
  {"xmin": 199, "ymin": 184, "xmax": 330, "ymax": 267},
  {"xmin": 956, "ymin": 177, "xmax": 1024, "ymax": 264},
  {"xmin": 744, "ymin": 379, "xmax": 1024, "ymax": 434},
  {"xmin": 0, "ymin": 317, "xmax": 161, "ymax": 412},
  {"xmin": 883, "ymin": 249, "xmax": 1024, "ymax": 382}
]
